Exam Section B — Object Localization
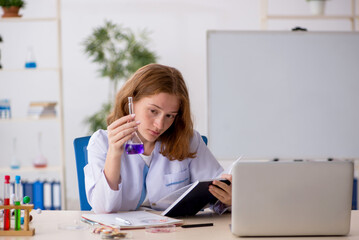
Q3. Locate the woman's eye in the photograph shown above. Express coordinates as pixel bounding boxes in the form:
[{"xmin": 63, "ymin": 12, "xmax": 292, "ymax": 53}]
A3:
[
  {"xmin": 150, "ymin": 109, "xmax": 157, "ymax": 114},
  {"xmin": 167, "ymin": 114, "xmax": 176, "ymax": 119}
]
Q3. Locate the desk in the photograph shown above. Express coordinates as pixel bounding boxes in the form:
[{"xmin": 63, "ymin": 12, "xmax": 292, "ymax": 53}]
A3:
[{"xmin": 3, "ymin": 210, "xmax": 359, "ymax": 240}]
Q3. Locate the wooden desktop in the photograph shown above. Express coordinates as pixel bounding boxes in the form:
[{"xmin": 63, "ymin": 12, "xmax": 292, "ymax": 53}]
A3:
[{"xmin": 2, "ymin": 210, "xmax": 359, "ymax": 239}]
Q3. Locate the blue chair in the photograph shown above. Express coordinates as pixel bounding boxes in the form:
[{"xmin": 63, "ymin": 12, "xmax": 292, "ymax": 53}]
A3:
[
  {"xmin": 73, "ymin": 136, "xmax": 92, "ymax": 210},
  {"xmin": 73, "ymin": 135, "xmax": 208, "ymax": 211},
  {"xmin": 201, "ymin": 135, "xmax": 208, "ymax": 145}
]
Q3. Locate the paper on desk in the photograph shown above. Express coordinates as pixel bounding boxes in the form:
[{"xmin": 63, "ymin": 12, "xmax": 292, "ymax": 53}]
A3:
[{"xmin": 82, "ymin": 211, "xmax": 183, "ymax": 229}]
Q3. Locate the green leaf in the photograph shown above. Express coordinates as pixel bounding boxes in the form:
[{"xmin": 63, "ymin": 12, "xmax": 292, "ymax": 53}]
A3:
[
  {"xmin": 0, "ymin": 0, "xmax": 25, "ymax": 8},
  {"xmin": 84, "ymin": 102, "xmax": 113, "ymax": 134}
]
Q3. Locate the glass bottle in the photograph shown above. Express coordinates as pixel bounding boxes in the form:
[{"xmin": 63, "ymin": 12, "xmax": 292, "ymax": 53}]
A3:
[
  {"xmin": 10, "ymin": 137, "xmax": 20, "ymax": 169},
  {"xmin": 0, "ymin": 99, "xmax": 11, "ymax": 119},
  {"xmin": 125, "ymin": 97, "xmax": 144, "ymax": 154}
]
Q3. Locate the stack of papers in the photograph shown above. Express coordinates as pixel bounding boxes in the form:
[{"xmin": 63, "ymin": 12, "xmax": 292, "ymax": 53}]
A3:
[
  {"xmin": 82, "ymin": 211, "xmax": 183, "ymax": 229},
  {"xmin": 27, "ymin": 101, "xmax": 57, "ymax": 118}
]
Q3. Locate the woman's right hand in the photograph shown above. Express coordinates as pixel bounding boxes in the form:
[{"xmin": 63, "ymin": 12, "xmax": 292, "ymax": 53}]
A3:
[
  {"xmin": 107, "ymin": 114, "xmax": 140, "ymax": 156},
  {"xmin": 104, "ymin": 114, "xmax": 140, "ymax": 190}
]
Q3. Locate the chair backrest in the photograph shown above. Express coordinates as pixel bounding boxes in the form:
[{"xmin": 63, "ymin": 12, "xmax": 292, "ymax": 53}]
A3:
[
  {"xmin": 73, "ymin": 136, "xmax": 91, "ymax": 210},
  {"xmin": 73, "ymin": 135, "xmax": 208, "ymax": 211},
  {"xmin": 201, "ymin": 135, "xmax": 208, "ymax": 145}
]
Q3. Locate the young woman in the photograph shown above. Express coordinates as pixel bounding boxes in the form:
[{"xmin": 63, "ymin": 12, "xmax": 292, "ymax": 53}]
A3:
[{"xmin": 84, "ymin": 63, "xmax": 232, "ymax": 213}]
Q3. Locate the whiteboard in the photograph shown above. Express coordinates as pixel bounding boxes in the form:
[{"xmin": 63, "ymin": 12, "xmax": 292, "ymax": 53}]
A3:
[{"xmin": 207, "ymin": 31, "xmax": 359, "ymax": 160}]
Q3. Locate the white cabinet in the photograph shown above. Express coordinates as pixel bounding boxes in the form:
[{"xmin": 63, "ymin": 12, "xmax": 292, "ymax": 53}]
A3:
[{"xmin": 0, "ymin": 0, "xmax": 66, "ymax": 209}]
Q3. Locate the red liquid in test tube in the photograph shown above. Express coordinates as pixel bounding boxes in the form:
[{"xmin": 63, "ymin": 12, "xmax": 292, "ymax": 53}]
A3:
[{"xmin": 4, "ymin": 175, "xmax": 10, "ymax": 230}]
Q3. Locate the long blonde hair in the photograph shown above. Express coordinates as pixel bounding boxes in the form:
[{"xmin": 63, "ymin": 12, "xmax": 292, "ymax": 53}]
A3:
[{"xmin": 107, "ymin": 63, "xmax": 196, "ymax": 160}]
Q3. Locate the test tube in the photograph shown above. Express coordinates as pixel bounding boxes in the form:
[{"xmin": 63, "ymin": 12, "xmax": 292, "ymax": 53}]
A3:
[
  {"xmin": 14, "ymin": 175, "xmax": 21, "ymax": 230},
  {"xmin": 4, "ymin": 175, "xmax": 10, "ymax": 230}
]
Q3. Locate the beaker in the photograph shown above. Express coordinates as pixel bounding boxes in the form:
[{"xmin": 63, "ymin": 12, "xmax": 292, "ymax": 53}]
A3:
[{"xmin": 125, "ymin": 97, "xmax": 144, "ymax": 154}]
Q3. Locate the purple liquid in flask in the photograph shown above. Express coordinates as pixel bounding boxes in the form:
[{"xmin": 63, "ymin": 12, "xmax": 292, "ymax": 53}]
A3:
[{"xmin": 125, "ymin": 143, "xmax": 144, "ymax": 154}]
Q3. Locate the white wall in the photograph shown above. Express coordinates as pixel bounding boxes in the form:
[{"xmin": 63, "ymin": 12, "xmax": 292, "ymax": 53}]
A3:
[{"xmin": 0, "ymin": 0, "xmax": 353, "ymax": 209}]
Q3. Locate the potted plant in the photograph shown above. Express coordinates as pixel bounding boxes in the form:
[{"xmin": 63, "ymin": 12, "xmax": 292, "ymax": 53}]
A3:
[
  {"xmin": 0, "ymin": 0, "xmax": 26, "ymax": 18},
  {"xmin": 83, "ymin": 21, "xmax": 157, "ymax": 133},
  {"xmin": 306, "ymin": 0, "xmax": 327, "ymax": 15}
]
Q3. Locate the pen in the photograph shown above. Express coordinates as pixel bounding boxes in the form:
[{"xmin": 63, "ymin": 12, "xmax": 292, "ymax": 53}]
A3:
[
  {"xmin": 181, "ymin": 223, "xmax": 213, "ymax": 228},
  {"xmin": 115, "ymin": 217, "xmax": 132, "ymax": 225},
  {"xmin": 81, "ymin": 218, "xmax": 99, "ymax": 226}
]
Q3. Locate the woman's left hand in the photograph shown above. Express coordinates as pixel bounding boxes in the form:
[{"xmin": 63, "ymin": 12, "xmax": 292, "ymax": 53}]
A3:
[{"xmin": 209, "ymin": 174, "xmax": 232, "ymax": 206}]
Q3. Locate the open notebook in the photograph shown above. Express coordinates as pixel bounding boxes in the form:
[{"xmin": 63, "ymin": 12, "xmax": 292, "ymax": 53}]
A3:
[
  {"xmin": 161, "ymin": 179, "xmax": 230, "ymax": 217},
  {"xmin": 82, "ymin": 211, "xmax": 183, "ymax": 230}
]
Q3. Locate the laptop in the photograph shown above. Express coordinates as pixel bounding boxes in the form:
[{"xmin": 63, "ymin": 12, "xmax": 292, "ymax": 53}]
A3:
[{"xmin": 231, "ymin": 160, "xmax": 353, "ymax": 236}]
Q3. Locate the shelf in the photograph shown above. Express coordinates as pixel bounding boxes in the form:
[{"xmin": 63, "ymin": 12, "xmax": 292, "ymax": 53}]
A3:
[
  {"xmin": 0, "ymin": 116, "xmax": 60, "ymax": 123},
  {"xmin": 0, "ymin": 17, "xmax": 57, "ymax": 22},
  {"xmin": 0, "ymin": 165, "xmax": 62, "ymax": 174},
  {"xmin": 0, "ymin": 0, "xmax": 69, "ymax": 210},
  {"xmin": 261, "ymin": 0, "xmax": 357, "ymax": 31},
  {"xmin": 266, "ymin": 15, "xmax": 355, "ymax": 20},
  {"xmin": 0, "ymin": 68, "xmax": 60, "ymax": 72}
]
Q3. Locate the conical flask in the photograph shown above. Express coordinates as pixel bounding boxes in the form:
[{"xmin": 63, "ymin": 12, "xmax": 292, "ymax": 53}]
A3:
[
  {"xmin": 125, "ymin": 97, "xmax": 144, "ymax": 154},
  {"xmin": 33, "ymin": 132, "xmax": 48, "ymax": 168},
  {"xmin": 25, "ymin": 46, "xmax": 37, "ymax": 69}
]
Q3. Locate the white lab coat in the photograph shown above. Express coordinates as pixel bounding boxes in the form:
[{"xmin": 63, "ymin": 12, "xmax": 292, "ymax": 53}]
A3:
[{"xmin": 84, "ymin": 129, "xmax": 224, "ymax": 213}]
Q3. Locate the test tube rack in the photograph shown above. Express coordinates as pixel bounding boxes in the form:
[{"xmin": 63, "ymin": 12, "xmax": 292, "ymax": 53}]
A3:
[{"xmin": 0, "ymin": 204, "xmax": 35, "ymax": 236}]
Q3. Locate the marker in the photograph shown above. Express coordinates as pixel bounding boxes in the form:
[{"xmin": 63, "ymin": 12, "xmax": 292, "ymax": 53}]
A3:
[
  {"xmin": 115, "ymin": 217, "xmax": 132, "ymax": 225},
  {"xmin": 181, "ymin": 223, "xmax": 213, "ymax": 228}
]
